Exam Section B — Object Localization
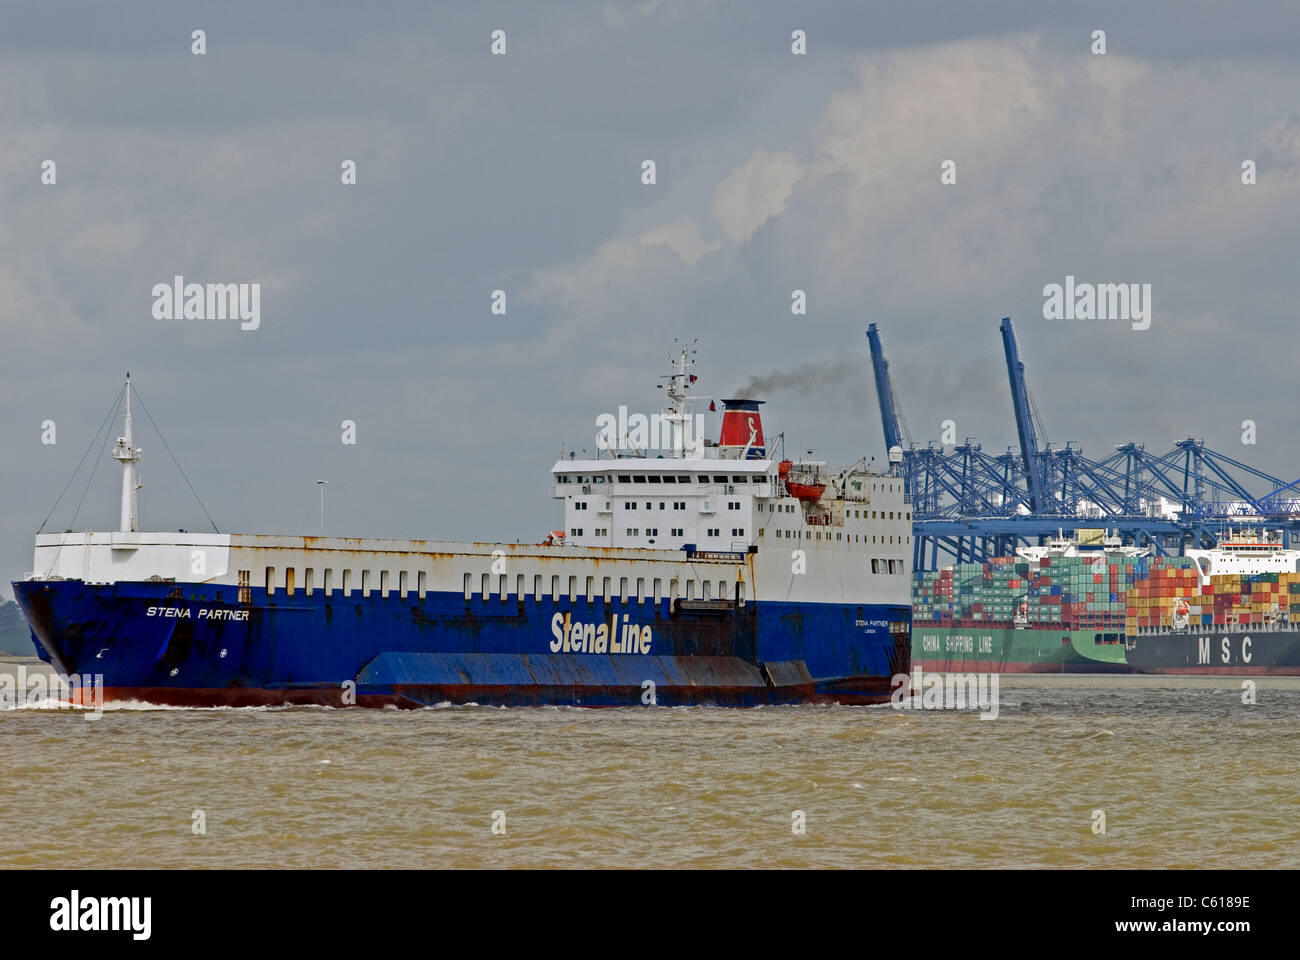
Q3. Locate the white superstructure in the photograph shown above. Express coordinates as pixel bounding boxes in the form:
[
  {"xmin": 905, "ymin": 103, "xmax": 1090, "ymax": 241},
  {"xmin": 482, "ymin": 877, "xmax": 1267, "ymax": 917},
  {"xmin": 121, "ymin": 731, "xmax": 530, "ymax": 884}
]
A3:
[{"xmin": 1187, "ymin": 528, "xmax": 1300, "ymax": 583}]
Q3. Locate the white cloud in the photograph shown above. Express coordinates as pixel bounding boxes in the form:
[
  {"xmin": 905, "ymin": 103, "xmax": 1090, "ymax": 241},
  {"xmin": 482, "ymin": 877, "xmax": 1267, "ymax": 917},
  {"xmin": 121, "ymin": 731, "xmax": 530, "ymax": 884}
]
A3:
[
  {"xmin": 712, "ymin": 150, "xmax": 804, "ymax": 242},
  {"xmin": 639, "ymin": 217, "xmax": 717, "ymax": 264}
]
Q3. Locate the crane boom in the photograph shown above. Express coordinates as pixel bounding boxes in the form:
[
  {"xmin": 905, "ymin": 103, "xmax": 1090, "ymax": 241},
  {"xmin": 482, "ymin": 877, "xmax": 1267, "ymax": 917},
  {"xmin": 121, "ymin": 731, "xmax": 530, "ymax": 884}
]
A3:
[
  {"xmin": 866, "ymin": 323, "xmax": 906, "ymax": 453},
  {"xmin": 1000, "ymin": 316, "xmax": 1047, "ymax": 513}
]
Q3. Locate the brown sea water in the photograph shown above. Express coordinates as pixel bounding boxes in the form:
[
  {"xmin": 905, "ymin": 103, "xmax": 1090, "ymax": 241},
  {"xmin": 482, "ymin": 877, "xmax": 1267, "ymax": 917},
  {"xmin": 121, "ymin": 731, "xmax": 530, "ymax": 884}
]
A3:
[{"xmin": 1, "ymin": 658, "xmax": 1296, "ymax": 869}]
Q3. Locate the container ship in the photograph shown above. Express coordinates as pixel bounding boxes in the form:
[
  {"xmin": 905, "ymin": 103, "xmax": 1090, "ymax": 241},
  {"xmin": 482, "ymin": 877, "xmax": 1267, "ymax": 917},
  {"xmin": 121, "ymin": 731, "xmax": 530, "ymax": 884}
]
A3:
[
  {"xmin": 12, "ymin": 350, "xmax": 912, "ymax": 707},
  {"xmin": 912, "ymin": 528, "xmax": 1300, "ymax": 674},
  {"xmin": 911, "ymin": 532, "xmax": 1145, "ymax": 673},
  {"xmin": 1119, "ymin": 529, "xmax": 1300, "ymax": 674}
]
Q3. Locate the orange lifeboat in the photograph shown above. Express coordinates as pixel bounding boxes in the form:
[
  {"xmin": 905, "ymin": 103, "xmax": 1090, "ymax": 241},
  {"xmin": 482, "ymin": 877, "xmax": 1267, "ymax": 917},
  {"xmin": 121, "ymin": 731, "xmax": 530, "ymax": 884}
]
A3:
[
  {"xmin": 784, "ymin": 462, "xmax": 826, "ymax": 502},
  {"xmin": 786, "ymin": 479, "xmax": 827, "ymax": 502}
]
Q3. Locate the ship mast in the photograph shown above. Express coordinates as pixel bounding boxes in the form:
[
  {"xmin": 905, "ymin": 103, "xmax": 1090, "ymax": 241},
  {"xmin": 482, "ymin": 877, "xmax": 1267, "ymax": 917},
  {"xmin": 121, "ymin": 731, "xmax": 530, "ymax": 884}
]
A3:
[
  {"xmin": 111, "ymin": 374, "xmax": 143, "ymax": 532},
  {"xmin": 659, "ymin": 342, "xmax": 698, "ymax": 459}
]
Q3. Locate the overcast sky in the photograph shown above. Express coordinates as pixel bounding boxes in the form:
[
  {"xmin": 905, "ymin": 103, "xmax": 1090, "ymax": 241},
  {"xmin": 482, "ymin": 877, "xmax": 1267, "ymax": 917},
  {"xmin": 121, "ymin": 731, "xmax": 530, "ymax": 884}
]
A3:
[{"xmin": 4, "ymin": 1, "xmax": 1300, "ymax": 595}]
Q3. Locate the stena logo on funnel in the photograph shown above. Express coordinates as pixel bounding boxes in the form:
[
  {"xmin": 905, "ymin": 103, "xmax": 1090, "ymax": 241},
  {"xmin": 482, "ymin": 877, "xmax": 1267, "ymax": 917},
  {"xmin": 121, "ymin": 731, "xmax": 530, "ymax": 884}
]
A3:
[{"xmin": 718, "ymin": 400, "xmax": 766, "ymax": 459}]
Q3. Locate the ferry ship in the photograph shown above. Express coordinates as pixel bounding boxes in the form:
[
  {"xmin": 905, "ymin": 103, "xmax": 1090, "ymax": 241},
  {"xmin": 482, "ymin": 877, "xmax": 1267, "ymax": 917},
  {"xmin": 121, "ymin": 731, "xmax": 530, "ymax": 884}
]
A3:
[{"xmin": 12, "ymin": 350, "xmax": 913, "ymax": 707}]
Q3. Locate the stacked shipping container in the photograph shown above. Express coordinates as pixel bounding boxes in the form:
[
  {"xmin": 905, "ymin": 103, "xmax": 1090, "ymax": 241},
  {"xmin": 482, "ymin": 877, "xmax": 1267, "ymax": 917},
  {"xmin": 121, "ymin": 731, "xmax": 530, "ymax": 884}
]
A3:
[
  {"xmin": 915, "ymin": 553, "xmax": 1300, "ymax": 635},
  {"xmin": 914, "ymin": 553, "xmax": 1146, "ymax": 628},
  {"xmin": 1126, "ymin": 566, "xmax": 1300, "ymax": 634}
]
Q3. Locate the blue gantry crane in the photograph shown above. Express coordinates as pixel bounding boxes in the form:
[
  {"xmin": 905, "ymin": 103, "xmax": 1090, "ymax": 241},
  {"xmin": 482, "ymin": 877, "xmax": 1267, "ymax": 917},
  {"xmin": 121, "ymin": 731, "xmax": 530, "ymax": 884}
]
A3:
[{"xmin": 868, "ymin": 321, "xmax": 1300, "ymax": 571}]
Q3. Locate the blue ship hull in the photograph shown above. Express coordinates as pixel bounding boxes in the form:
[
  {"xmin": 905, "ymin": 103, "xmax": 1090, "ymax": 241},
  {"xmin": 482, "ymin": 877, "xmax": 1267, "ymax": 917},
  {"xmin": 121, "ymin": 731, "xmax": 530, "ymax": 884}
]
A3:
[{"xmin": 12, "ymin": 579, "xmax": 910, "ymax": 707}]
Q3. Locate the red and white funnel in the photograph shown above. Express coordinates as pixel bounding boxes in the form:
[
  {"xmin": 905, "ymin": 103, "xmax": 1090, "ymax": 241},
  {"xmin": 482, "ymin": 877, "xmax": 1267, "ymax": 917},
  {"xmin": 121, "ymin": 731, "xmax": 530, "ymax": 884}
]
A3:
[{"xmin": 719, "ymin": 399, "xmax": 766, "ymax": 459}]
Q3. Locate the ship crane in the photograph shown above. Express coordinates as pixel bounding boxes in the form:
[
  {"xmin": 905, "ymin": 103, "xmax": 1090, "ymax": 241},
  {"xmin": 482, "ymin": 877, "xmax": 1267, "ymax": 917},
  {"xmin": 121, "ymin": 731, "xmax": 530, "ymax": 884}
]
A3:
[{"xmin": 831, "ymin": 456, "xmax": 870, "ymax": 497}]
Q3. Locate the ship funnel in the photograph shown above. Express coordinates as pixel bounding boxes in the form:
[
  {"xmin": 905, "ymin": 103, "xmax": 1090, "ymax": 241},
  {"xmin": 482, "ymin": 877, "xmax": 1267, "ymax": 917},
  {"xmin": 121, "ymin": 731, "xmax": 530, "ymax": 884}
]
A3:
[{"xmin": 718, "ymin": 399, "xmax": 766, "ymax": 460}]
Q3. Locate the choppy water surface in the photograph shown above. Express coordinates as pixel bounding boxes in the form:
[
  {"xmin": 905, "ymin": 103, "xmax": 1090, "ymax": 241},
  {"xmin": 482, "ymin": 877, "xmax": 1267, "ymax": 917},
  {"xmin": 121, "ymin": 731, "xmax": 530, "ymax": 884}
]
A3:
[{"xmin": 1, "ymin": 658, "xmax": 1296, "ymax": 869}]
